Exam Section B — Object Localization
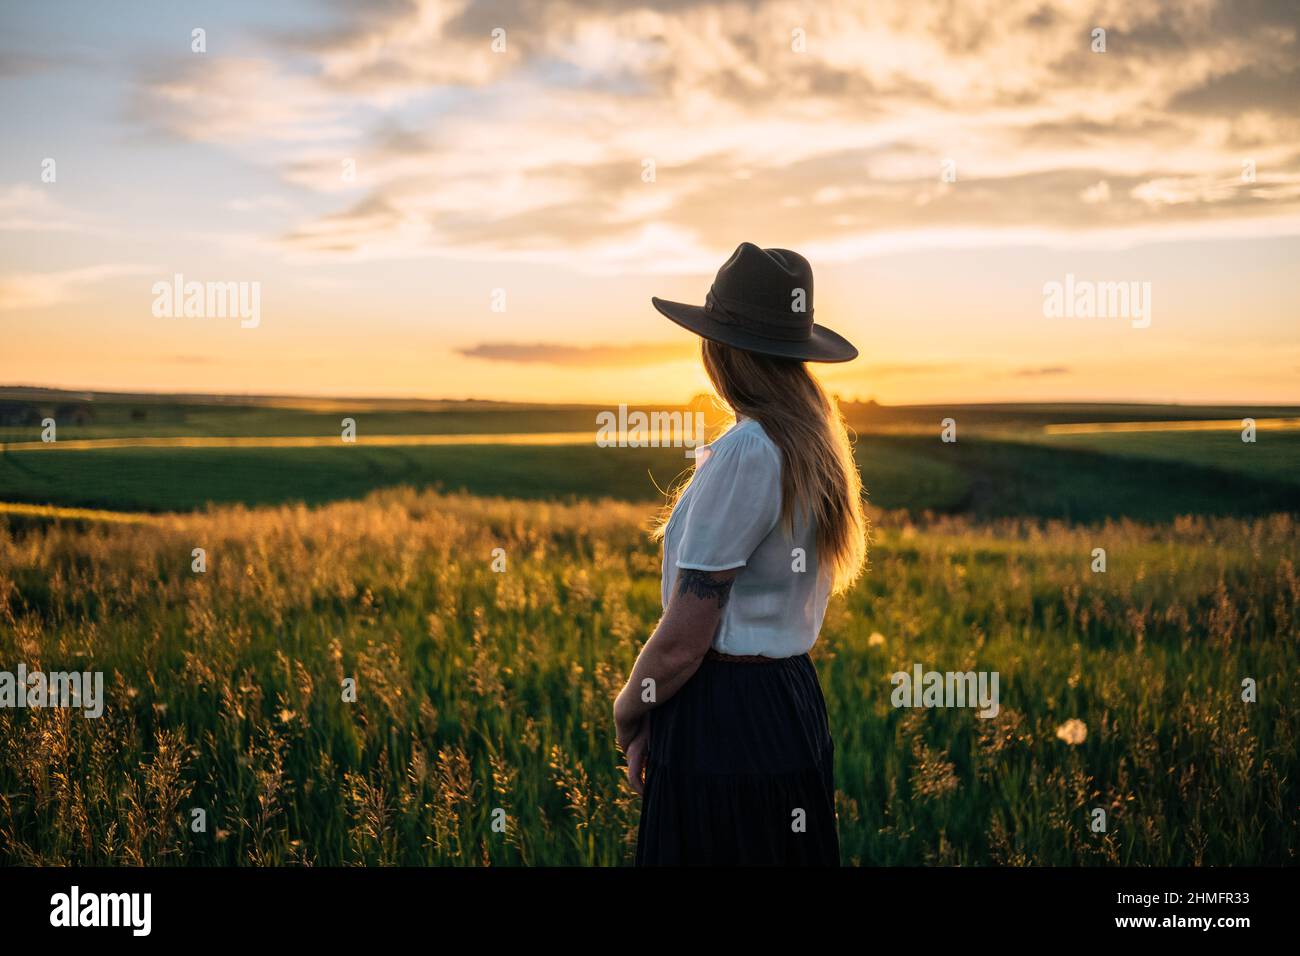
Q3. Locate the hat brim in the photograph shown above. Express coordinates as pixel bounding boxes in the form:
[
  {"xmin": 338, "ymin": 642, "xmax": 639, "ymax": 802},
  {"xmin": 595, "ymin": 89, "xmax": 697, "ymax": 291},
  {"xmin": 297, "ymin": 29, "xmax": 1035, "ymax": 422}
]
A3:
[{"xmin": 651, "ymin": 297, "xmax": 858, "ymax": 363}]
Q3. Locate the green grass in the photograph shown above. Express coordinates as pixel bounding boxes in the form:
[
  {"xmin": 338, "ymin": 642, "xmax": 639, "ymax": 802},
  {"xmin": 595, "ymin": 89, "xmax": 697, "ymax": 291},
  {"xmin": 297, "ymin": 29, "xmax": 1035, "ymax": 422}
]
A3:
[
  {"xmin": 4, "ymin": 391, "xmax": 1296, "ymax": 442},
  {"xmin": 3, "ymin": 394, "xmax": 1294, "ymax": 866},
  {"xmin": 0, "ymin": 445, "xmax": 695, "ymax": 511},
  {"xmin": 1037, "ymin": 430, "xmax": 1300, "ymax": 485},
  {"xmin": 0, "ymin": 404, "xmax": 608, "ymax": 442},
  {"xmin": 1, "ymin": 490, "xmax": 1294, "ymax": 865},
  {"xmin": 3, "ymin": 395, "xmax": 1295, "ymax": 522},
  {"xmin": 867, "ymin": 435, "xmax": 1299, "ymax": 521},
  {"xmin": 0, "ymin": 440, "xmax": 969, "ymax": 514},
  {"xmin": 2, "ymin": 433, "xmax": 1295, "ymax": 521}
]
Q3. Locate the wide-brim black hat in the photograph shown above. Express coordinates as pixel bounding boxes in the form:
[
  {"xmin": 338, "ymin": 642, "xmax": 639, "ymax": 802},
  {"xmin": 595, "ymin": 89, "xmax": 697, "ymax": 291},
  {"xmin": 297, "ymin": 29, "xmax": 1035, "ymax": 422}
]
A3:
[{"xmin": 652, "ymin": 242, "xmax": 858, "ymax": 363}]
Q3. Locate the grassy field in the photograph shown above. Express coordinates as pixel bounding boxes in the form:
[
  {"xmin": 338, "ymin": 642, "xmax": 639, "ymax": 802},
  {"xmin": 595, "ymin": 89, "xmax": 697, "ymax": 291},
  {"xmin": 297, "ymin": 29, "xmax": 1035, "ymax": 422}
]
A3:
[
  {"xmin": 0, "ymin": 390, "xmax": 608, "ymax": 440},
  {"xmin": 3, "ymin": 387, "xmax": 1296, "ymax": 437},
  {"xmin": 0, "ymin": 441, "xmax": 969, "ymax": 514},
  {"xmin": 1, "ymin": 392, "xmax": 1296, "ymax": 865},
  {"xmin": 1037, "ymin": 429, "xmax": 1300, "ymax": 484},
  {"xmin": 2, "ymin": 432, "xmax": 1298, "ymax": 521},
  {"xmin": 0, "ymin": 490, "xmax": 1295, "ymax": 865},
  {"xmin": 2, "ymin": 392, "xmax": 1297, "ymax": 522}
]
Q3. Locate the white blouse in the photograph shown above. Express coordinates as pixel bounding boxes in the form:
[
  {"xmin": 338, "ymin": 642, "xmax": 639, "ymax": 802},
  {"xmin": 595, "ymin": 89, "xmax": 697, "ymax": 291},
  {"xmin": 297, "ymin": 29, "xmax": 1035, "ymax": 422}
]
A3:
[{"xmin": 661, "ymin": 417, "xmax": 832, "ymax": 658}]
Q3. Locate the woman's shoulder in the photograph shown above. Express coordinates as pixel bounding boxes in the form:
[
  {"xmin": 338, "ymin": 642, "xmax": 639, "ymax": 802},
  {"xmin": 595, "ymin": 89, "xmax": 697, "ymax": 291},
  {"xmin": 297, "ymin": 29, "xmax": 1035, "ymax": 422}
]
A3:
[{"xmin": 708, "ymin": 417, "xmax": 781, "ymax": 468}]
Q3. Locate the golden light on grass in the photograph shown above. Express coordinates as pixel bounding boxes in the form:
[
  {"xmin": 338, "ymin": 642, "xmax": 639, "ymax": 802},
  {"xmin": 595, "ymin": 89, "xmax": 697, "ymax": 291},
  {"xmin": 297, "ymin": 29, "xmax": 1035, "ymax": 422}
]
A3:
[
  {"xmin": 0, "ymin": 490, "xmax": 1293, "ymax": 864},
  {"xmin": 1055, "ymin": 719, "xmax": 1088, "ymax": 746},
  {"xmin": 0, "ymin": 432, "xmax": 608, "ymax": 453},
  {"xmin": 1045, "ymin": 418, "xmax": 1300, "ymax": 436},
  {"xmin": 0, "ymin": 501, "xmax": 163, "ymax": 524}
]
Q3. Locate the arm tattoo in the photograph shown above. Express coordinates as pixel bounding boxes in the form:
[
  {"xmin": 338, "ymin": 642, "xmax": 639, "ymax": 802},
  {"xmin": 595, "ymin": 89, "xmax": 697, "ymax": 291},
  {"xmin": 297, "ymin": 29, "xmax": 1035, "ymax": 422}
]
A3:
[{"xmin": 677, "ymin": 568, "xmax": 734, "ymax": 610}]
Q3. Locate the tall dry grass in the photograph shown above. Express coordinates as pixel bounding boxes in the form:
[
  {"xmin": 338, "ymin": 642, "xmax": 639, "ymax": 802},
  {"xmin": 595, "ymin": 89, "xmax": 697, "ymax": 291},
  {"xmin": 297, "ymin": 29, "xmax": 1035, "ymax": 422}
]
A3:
[{"xmin": 0, "ymin": 490, "xmax": 1295, "ymax": 864}]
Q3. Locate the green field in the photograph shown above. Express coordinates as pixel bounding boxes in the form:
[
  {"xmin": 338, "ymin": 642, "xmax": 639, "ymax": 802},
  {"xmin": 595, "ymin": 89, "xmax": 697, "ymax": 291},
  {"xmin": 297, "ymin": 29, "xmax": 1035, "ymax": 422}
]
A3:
[
  {"xmin": 4, "ymin": 387, "xmax": 1295, "ymax": 441},
  {"xmin": 1, "ymin": 391, "xmax": 1298, "ymax": 521},
  {"xmin": 1038, "ymin": 429, "xmax": 1300, "ymax": 484},
  {"xmin": 1, "ymin": 432, "xmax": 1296, "ymax": 521},
  {"xmin": 0, "ymin": 391, "xmax": 606, "ymax": 440},
  {"xmin": 1, "ymin": 490, "xmax": 1295, "ymax": 865},
  {"xmin": 0, "ymin": 391, "xmax": 1296, "ymax": 866}
]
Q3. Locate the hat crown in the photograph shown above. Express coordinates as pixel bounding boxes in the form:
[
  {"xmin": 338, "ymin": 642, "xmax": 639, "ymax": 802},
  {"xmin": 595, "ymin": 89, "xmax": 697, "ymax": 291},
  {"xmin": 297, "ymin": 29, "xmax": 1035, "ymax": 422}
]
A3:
[
  {"xmin": 649, "ymin": 240, "xmax": 856, "ymax": 362},
  {"xmin": 712, "ymin": 242, "xmax": 814, "ymax": 319}
]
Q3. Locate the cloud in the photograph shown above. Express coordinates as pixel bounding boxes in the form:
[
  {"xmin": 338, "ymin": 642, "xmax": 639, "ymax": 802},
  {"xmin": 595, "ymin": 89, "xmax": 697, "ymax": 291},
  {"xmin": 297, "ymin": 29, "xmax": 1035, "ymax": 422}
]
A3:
[
  {"xmin": 1131, "ymin": 171, "xmax": 1300, "ymax": 206},
  {"xmin": 0, "ymin": 184, "xmax": 107, "ymax": 235},
  {"xmin": 226, "ymin": 195, "xmax": 294, "ymax": 213},
  {"xmin": 0, "ymin": 264, "xmax": 157, "ymax": 311},
  {"xmin": 1170, "ymin": 66, "xmax": 1300, "ymax": 118},
  {"xmin": 1012, "ymin": 365, "xmax": 1071, "ymax": 377},
  {"xmin": 456, "ymin": 341, "xmax": 695, "ymax": 367},
  {"xmin": 117, "ymin": 0, "xmax": 1300, "ymax": 269},
  {"xmin": 129, "ymin": 57, "xmax": 357, "ymax": 148},
  {"xmin": 1079, "ymin": 180, "xmax": 1110, "ymax": 204}
]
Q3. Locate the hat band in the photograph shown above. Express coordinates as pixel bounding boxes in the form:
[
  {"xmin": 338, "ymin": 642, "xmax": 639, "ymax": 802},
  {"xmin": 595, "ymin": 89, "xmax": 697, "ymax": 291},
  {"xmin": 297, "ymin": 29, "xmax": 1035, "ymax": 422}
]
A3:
[{"xmin": 705, "ymin": 288, "xmax": 813, "ymax": 343}]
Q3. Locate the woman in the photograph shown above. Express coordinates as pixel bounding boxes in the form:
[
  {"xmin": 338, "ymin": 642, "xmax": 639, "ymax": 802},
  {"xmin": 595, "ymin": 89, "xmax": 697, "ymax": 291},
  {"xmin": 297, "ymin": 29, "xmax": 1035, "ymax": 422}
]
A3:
[{"xmin": 614, "ymin": 242, "xmax": 867, "ymax": 866}]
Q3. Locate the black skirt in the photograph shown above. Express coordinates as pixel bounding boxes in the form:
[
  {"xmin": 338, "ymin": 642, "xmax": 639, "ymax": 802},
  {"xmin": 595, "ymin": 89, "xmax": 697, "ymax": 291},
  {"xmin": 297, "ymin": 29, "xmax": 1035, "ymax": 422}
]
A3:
[{"xmin": 635, "ymin": 652, "xmax": 840, "ymax": 866}]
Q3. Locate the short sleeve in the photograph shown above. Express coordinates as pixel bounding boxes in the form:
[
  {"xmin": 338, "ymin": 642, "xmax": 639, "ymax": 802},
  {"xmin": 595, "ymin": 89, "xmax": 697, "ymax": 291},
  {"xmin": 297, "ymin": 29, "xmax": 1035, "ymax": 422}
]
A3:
[{"xmin": 674, "ymin": 427, "xmax": 782, "ymax": 571}]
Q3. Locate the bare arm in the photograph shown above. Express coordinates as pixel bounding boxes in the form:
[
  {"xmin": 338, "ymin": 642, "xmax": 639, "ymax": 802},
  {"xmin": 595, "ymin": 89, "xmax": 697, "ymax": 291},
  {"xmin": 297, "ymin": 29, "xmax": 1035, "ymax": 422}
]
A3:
[{"xmin": 613, "ymin": 567, "xmax": 737, "ymax": 761}]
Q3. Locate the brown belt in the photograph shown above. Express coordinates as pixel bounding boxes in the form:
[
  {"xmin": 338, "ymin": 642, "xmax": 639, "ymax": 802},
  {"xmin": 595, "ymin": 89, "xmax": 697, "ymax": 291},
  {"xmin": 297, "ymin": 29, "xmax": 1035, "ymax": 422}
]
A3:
[{"xmin": 706, "ymin": 648, "xmax": 780, "ymax": 664}]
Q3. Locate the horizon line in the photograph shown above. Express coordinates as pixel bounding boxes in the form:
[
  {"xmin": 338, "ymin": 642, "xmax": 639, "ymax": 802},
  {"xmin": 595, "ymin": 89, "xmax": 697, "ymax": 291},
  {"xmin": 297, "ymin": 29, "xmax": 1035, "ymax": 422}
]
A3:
[{"xmin": 1, "ymin": 383, "xmax": 1297, "ymax": 411}]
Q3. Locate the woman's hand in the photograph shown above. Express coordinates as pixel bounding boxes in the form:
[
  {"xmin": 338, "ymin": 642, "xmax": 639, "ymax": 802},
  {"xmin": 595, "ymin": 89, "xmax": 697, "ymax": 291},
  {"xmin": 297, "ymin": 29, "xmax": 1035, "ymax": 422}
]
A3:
[
  {"xmin": 614, "ymin": 690, "xmax": 650, "ymax": 793},
  {"xmin": 613, "ymin": 692, "xmax": 642, "ymax": 754},
  {"xmin": 613, "ymin": 568, "xmax": 736, "ymax": 793},
  {"xmin": 624, "ymin": 722, "xmax": 650, "ymax": 794}
]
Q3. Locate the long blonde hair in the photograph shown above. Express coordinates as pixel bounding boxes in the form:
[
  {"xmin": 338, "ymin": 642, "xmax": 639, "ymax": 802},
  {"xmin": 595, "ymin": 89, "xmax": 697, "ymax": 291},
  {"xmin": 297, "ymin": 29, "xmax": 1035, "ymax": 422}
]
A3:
[{"xmin": 657, "ymin": 339, "xmax": 868, "ymax": 594}]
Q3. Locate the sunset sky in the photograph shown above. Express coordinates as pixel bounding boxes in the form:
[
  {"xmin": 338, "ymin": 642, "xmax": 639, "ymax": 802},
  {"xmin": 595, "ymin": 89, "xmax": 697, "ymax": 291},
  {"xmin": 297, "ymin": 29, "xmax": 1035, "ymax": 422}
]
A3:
[{"xmin": 1, "ymin": 0, "xmax": 1297, "ymax": 405}]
